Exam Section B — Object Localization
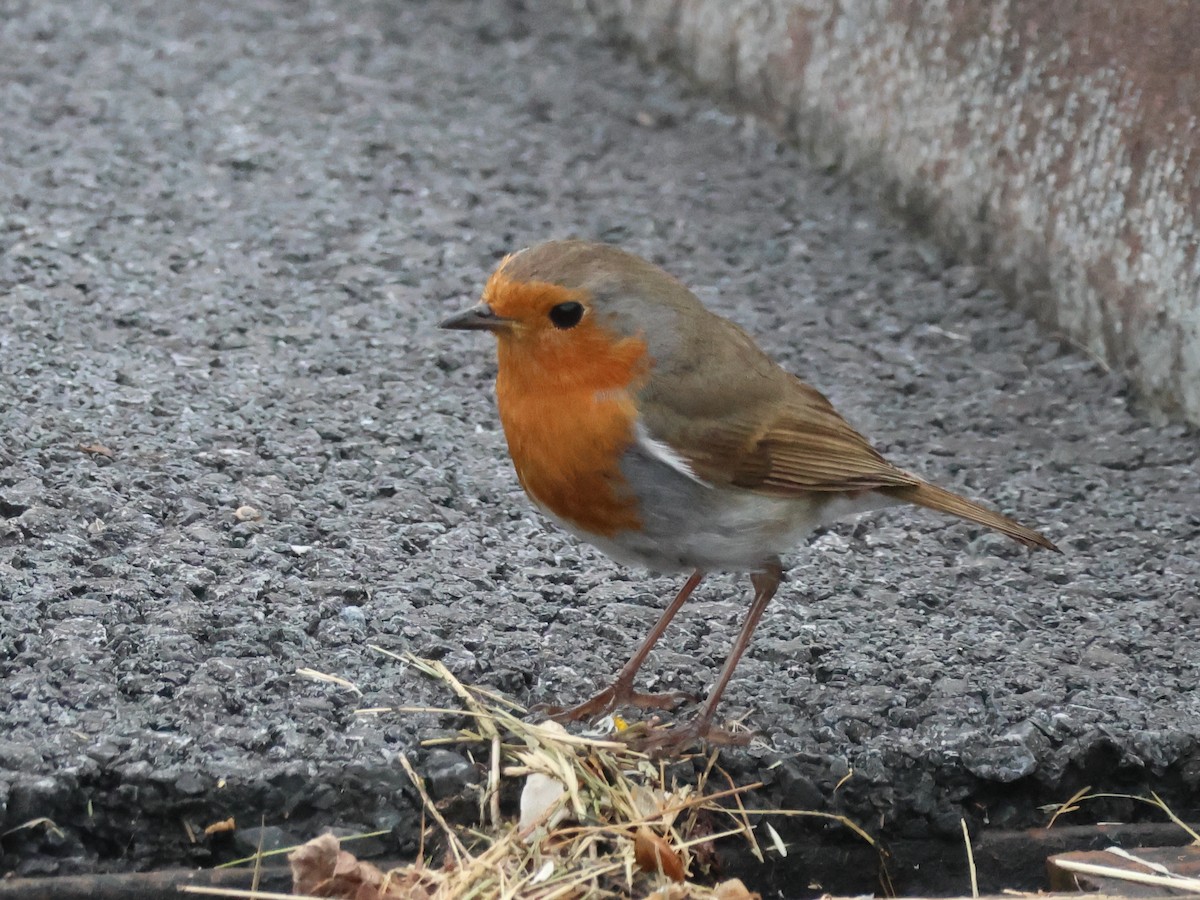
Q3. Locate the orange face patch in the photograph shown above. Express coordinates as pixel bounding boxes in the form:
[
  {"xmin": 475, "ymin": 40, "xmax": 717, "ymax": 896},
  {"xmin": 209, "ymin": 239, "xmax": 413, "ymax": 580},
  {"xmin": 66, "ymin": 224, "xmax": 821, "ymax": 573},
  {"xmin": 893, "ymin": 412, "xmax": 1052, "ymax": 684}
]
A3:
[{"xmin": 484, "ymin": 270, "xmax": 649, "ymax": 537}]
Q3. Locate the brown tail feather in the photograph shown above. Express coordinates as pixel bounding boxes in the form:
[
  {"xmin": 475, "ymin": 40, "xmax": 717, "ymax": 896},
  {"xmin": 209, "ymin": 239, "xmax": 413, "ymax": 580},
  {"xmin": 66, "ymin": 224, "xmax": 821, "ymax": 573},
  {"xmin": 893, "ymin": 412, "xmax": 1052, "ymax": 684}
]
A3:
[{"xmin": 881, "ymin": 481, "xmax": 1060, "ymax": 552}]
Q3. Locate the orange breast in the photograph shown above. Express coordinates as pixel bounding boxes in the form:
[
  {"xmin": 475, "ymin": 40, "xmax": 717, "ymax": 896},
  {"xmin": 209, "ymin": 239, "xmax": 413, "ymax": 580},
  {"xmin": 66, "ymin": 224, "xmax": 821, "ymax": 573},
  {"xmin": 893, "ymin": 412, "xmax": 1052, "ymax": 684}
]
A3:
[{"xmin": 495, "ymin": 337, "xmax": 648, "ymax": 538}]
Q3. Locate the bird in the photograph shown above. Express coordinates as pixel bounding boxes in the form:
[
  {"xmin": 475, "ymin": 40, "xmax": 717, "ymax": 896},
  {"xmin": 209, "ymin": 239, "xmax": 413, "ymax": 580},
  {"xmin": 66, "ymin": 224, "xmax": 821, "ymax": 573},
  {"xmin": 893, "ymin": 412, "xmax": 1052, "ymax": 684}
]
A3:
[{"xmin": 440, "ymin": 240, "xmax": 1058, "ymax": 747}]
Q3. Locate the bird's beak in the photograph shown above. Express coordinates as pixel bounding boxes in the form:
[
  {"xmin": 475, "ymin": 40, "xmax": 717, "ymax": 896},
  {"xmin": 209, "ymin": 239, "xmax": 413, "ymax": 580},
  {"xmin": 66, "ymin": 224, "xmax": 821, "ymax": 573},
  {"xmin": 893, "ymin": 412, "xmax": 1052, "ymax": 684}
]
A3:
[{"xmin": 439, "ymin": 303, "xmax": 513, "ymax": 333}]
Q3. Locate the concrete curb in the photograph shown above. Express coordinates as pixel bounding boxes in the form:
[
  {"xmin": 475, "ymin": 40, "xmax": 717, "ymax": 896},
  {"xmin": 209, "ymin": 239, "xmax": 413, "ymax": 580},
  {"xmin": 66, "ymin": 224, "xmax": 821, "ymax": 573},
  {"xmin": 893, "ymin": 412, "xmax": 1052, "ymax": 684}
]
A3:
[{"xmin": 578, "ymin": 0, "xmax": 1200, "ymax": 424}]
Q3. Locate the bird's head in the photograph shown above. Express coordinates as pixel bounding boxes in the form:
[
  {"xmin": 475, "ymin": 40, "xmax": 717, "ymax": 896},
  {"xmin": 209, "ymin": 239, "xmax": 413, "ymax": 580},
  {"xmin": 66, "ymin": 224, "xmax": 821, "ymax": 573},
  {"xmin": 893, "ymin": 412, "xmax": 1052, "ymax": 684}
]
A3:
[{"xmin": 440, "ymin": 240, "xmax": 698, "ymax": 392}]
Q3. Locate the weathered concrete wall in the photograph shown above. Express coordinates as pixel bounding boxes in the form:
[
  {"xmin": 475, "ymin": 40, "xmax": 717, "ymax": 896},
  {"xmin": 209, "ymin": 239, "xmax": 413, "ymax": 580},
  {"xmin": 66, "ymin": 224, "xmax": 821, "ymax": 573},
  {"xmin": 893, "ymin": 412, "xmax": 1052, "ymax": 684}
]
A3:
[{"xmin": 579, "ymin": 0, "xmax": 1200, "ymax": 423}]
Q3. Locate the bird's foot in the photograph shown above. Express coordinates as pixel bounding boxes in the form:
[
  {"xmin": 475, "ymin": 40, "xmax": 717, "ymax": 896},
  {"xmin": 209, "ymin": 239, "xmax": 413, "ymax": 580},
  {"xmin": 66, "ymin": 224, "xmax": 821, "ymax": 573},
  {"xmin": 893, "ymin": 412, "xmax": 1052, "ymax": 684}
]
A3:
[
  {"xmin": 531, "ymin": 682, "xmax": 694, "ymax": 723},
  {"xmin": 626, "ymin": 718, "xmax": 754, "ymax": 757}
]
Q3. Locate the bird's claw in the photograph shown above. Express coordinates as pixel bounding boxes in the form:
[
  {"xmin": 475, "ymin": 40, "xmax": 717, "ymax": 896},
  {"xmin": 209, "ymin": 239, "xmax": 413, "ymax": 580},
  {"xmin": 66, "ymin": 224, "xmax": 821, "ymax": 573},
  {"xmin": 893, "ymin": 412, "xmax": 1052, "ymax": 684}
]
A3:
[
  {"xmin": 626, "ymin": 719, "xmax": 755, "ymax": 757},
  {"xmin": 531, "ymin": 683, "xmax": 695, "ymax": 723}
]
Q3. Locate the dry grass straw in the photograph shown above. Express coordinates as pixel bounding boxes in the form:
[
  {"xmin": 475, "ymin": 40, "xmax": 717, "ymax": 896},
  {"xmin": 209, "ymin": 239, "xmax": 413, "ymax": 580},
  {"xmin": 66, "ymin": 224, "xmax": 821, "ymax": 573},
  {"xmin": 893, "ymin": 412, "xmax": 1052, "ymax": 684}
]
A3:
[
  {"xmin": 959, "ymin": 818, "xmax": 978, "ymax": 899},
  {"xmin": 1041, "ymin": 784, "xmax": 1200, "ymax": 895},
  {"xmin": 1043, "ymin": 785, "xmax": 1200, "ymax": 844},
  {"xmin": 185, "ymin": 652, "xmax": 881, "ymax": 899},
  {"xmin": 363, "ymin": 652, "xmax": 760, "ymax": 898}
]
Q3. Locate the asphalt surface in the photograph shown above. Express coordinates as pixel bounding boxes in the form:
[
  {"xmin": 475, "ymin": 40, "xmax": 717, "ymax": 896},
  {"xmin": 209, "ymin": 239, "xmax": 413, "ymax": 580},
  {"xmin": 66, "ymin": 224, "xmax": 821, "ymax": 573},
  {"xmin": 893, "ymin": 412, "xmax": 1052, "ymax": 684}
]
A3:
[{"xmin": 1, "ymin": 0, "xmax": 1198, "ymax": 886}]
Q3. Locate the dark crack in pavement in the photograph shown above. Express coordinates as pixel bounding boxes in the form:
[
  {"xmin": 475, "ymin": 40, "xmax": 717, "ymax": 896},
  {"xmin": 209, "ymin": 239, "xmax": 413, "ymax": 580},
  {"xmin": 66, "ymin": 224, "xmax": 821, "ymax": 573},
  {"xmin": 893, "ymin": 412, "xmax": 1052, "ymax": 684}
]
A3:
[{"xmin": 1, "ymin": 0, "xmax": 1198, "ymax": 885}]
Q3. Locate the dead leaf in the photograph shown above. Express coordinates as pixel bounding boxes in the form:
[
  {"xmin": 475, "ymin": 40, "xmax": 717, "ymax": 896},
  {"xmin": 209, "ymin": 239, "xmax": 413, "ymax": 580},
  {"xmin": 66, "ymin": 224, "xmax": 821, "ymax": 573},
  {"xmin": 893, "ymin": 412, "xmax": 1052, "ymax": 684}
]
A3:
[
  {"xmin": 519, "ymin": 771, "xmax": 566, "ymax": 836},
  {"xmin": 645, "ymin": 886, "xmax": 689, "ymax": 900},
  {"xmin": 290, "ymin": 832, "xmax": 393, "ymax": 899},
  {"xmin": 634, "ymin": 825, "xmax": 686, "ymax": 882},
  {"xmin": 203, "ymin": 817, "xmax": 236, "ymax": 836},
  {"xmin": 714, "ymin": 877, "xmax": 761, "ymax": 900},
  {"xmin": 629, "ymin": 783, "xmax": 665, "ymax": 820},
  {"xmin": 290, "ymin": 833, "xmax": 340, "ymax": 894}
]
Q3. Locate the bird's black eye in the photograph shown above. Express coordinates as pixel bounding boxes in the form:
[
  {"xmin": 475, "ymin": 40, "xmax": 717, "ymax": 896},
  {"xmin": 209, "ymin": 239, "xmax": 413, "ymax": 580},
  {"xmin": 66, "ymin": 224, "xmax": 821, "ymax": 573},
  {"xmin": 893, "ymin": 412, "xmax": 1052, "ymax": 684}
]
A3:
[{"xmin": 548, "ymin": 301, "xmax": 584, "ymax": 329}]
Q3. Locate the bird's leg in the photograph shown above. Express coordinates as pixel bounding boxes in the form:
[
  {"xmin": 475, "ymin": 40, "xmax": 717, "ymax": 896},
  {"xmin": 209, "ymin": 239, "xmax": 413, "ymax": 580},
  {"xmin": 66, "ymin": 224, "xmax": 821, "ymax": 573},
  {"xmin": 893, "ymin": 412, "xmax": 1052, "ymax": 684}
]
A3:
[
  {"xmin": 638, "ymin": 559, "xmax": 783, "ymax": 753},
  {"xmin": 535, "ymin": 570, "xmax": 705, "ymax": 722}
]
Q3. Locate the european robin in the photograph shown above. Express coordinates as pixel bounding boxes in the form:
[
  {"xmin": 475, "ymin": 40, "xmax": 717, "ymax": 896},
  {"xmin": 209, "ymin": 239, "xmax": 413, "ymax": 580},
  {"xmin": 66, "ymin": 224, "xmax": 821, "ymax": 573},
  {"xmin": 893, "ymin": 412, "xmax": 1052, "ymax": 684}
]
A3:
[{"xmin": 441, "ymin": 240, "xmax": 1058, "ymax": 746}]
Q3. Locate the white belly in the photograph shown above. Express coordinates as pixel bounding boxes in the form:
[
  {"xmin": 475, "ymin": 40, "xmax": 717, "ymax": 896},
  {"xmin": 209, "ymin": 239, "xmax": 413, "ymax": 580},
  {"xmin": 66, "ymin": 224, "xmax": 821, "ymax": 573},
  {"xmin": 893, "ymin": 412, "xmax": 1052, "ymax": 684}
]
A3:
[{"xmin": 536, "ymin": 447, "xmax": 892, "ymax": 574}]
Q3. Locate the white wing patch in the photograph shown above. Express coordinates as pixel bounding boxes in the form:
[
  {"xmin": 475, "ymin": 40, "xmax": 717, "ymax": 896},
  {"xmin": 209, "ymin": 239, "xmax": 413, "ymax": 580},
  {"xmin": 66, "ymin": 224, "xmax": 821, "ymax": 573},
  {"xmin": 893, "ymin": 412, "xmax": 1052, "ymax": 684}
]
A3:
[{"xmin": 635, "ymin": 422, "xmax": 711, "ymax": 487}]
